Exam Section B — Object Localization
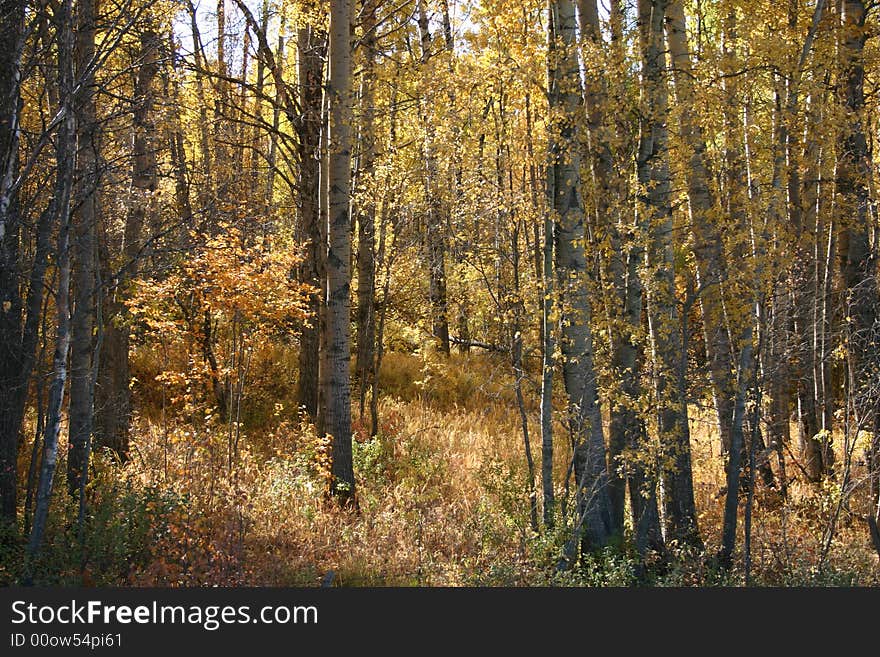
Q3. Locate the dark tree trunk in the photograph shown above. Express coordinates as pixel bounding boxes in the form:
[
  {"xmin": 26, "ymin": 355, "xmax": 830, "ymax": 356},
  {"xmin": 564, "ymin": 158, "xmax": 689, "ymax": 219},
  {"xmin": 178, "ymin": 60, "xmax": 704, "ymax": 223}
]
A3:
[
  {"xmin": 0, "ymin": 0, "xmax": 26, "ymax": 528},
  {"xmin": 666, "ymin": 0, "xmax": 736, "ymax": 458},
  {"xmin": 766, "ymin": 84, "xmax": 793, "ymax": 497},
  {"xmin": 578, "ymin": 0, "xmax": 626, "ymax": 543},
  {"xmin": 550, "ymin": 0, "xmax": 613, "ymax": 564},
  {"xmin": 326, "ymin": 0, "xmax": 355, "ymax": 500},
  {"xmin": 837, "ymin": 0, "xmax": 878, "ymax": 518},
  {"xmin": 638, "ymin": 0, "xmax": 700, "ymax": 548},
  {"xmin": 786, "ymin": 1, "xmax": 828, "ymax": 482},
  {"xmin": 94, "ymin": 27, "xmax": 160, "ymax": 460},
  {"xmin": 67, "ymin": 0, "xmax": 99, "ymax": 497},
  {"xmin": 165, "ymin": 30, "xmax": 194, "ymax": 246},
  {"xmin": 417, "ymin": 0, "xmax": 450, "ymax": 356},
  {"xmin": 296, "ymin": 26, "xmax": 326, "ymax": 419},
  {"xmin": 355, "ymin": 0, "xmax": 377, "ymax": 419}
]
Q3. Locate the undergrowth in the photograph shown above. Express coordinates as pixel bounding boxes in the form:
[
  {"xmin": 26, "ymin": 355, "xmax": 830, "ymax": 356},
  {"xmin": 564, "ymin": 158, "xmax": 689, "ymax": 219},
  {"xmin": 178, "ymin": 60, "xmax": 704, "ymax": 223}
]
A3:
[{"xmin": 2, "ymin": 349, "xmax": 878, "ymax": 587}]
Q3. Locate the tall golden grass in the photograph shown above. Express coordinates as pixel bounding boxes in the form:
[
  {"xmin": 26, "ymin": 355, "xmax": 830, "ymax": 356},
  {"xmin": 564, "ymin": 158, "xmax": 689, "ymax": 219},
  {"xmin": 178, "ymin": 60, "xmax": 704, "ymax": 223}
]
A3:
[{"xmin": 9, "ymin": 348, "xmax": 877, "ymax": 586}]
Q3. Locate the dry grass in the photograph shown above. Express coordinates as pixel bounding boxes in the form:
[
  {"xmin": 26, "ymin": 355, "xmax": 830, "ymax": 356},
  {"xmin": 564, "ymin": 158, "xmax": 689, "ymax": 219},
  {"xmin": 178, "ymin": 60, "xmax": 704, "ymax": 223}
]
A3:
[
  {"xmin": 688, "ymin": 409, "xmax": 880, "ymax": 585},
  {"xmin": 16, "ymin": 348, "xmax": 876, "ymax": 587},
  {"xmin": 120, "ymin": 392, "xmax": 540, "ymax": 586}
]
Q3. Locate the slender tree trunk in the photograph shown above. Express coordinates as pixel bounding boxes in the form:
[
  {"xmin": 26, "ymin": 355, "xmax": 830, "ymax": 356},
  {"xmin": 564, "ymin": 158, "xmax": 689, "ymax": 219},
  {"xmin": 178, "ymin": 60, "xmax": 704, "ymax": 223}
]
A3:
[
  {"xmin": 0, "ymin": 0, "xmax": 26, "ymax": 528},
  {"xmin": 326, "ymin": 0, "xmax": 355, "ymax": 500},
  {"xmin": 417, "ymin": 0, "xmax": 450, "ymax": 355},
  {"xmin": 787, "ymin": 0, "xmax": 828, "ymax": 482},
  {"xmin": 213, "ymin": 0, "xmax": 230, "ymax": 205},
  {"xmin": 317, "ymin": 64, "xmax": 330, "ymax": 440},
  {"xmin": 67, "ymin": 0, "xmax": 99, "ymax": 497},
  {"xmin": 638, "ymin": 0, "xmax": 700, "ymax": 548},
  {"xmin": 622, "ymin": 199, "xmax": 665, "ymax": 557},
  {"xmin": 355, "ymin": 0, "xmax": 377, "ymax": 419},
  {"xmin": 766, "ymin": 84, "xmax": 792, "ymax": 496},
  {"xmin": 94, "ymin": 27, "xmax": 159, "ymax": 460},
  {"xmin": 296, "ymin": 26, "xmax": 326, "ymax": 418},
  {"xmin": 720, "ymin": 323, "xmax": 758, "ymax": 565},
  {"xmin": 540, "ymin": 166, "xmax": 556, "ymax": 531},
  {"xmin": 511, "ymin": 219, "xmax": 539, "ymax": 533},
  {"xmin": 540, "ymin": 17, "xmax": 556, "ymax": 530},
  {"xmin": 550, "ymin": 0, "xmax": 613, "ymax": 564},
  {"xmin": 248, "ymin": 0, "xmax": 270, "ymax": 203},
  {"xmin": 804, "ymin": 87, "xmax": 838, "ymax": 474},
  {"xmin": 666, "ymin": 0, "xmax": 736, "ymax": 457},
  {"xmin": 185, "ymin": 0, "xmax": 214, "ymax": 211},
  {"xmin": 837, "ymin": 0, "xmax": 878, "ymax": 518},
  {"xmin": 265, "ymin": 18, "xmax": 285, "ymax": 207},
  {"xmin": 369, "ymin": 82, "xmax": 400, "ymax": 438},
  {"xmin": 166, "ymin": 31, "xmax": 194, "ymax": 245},
  {"xmin": 29, "ymin": 0, "xmax": 76, "ymax": 557},
  {"xmin": 23, "ymin": 309, "xmax": 49, "ymax": 537},
  {"xmin": 371, "ymin": 197, "xmax": 395, "ymax": 439},
  {"xmin": 233, "ymin": 23, "xmax": 250, "ymax": 187}
]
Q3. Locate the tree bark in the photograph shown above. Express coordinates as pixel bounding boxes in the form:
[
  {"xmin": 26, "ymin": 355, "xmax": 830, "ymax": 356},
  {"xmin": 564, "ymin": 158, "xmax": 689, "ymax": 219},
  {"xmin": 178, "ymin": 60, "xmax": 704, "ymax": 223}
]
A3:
[
  {"xmin": 550, "ymin": 0, "xmax": 613, "ymax": 563},
  {"xmin": 720, "ymin": 324, "xmax": 756, "ymax": 565},
  {"xmin": 296, "ymin": 25, "xmax": 326, "ymax": 419},
  {"xmin": 837, "ymin": 0, "xmax": 878, "ymax": 517},
  {"xmin": 638, "ymin": 0, "xmax": 700, "ymax": 548},
  {"xmin": 355, "ymin": 0, "xmax": 378, "ymax": 419},
  {"xmin": 787, "ymin": 0, "xmax": 828, "ymax": 482},
  {"xmin": 417, "ymin": 0, "xmax": 450, "ymax": 355},
  {"xmin": 326, "ymin": 0, "xmax": 355, "ymax": 500},
  {"xmin": 578, "ymin": 0, "xmax": 625, "ymax": 542},
  {"xmin": 765, "ymin": 83, "xmax": 793, "ymax": 497},
  {"xmin": 185, "ymin": 0, "xmax": 214, "ymax": 211},
  {"xmin": 666, "ymin": 0, "xmax": 736, "ymax": 457},
  {"xmin": 165, "ymin": 30, "xmax": 194, "ymax": 246},
  {"xmin": 540, "ymin": 161, "xmax": 556, "ymax": 530},
  {"xmin": 94, "ymin": 26, "xmax": 159, "ymax": 460},
  {"xmin": 67, "ymin": 0, "xmax": 99, "ymax": 497},
  {"xmin": 29, "ymin": 0, "xmax": 76, "ymax": 557},
  {"xmin": 0, "ymin": 0, "xmax": 26, "ymax": 527}
]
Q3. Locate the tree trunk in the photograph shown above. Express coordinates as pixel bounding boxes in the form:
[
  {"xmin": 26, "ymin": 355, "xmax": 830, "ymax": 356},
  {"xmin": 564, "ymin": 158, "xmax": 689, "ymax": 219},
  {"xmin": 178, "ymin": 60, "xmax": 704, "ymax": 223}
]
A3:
[
  {"xmin": 550, "ymin": 0, "xmax": 613, "ymax": 564},
  {"xmin": 213, "ymin": 0, "xmax": 230, "ymax": 205},
  {"xmin": 511, "ymin": 219, "xmax": 539, "ymax": 533},
  {"xmin": 29, "ymin": 0, "xmax": 76, "ymax": 557},
  {"xmin": 638, "ymin": 0, "xmax": 700, "ymax": 548},
  {"xmin": 355, "ymin": 0, "xmax": 377, "ymax": 419},
  {"xmin": 67, "ymin": 0, "xmax": 99, "ymax": 497},
  {"xmin": 417, "ymin": 0, "xmax": 450, "ymax": 355},
  {"xmin": 166, "ymin": 30, "xmax": 194, "ymax": 246},
  {"xmin": 95, "ymin": 26, "xmax": 159, "ymax": 460},
  {"xmin": 540, "ymin": 167, "xmax": 555, "ymax": 530},
  {"xmin": 265, "ymin": 17, "xmax": 286, "ymax": 208},
  {"xmin": 540, "ymin": 19, "xmax": 556, "ymax": 529},
  {"xmin": 578, "ymin": 0, "xmax": 662, "ymax": 554},
  {"xmin": 326, "ymin": 0, "xmax": 355, "ymax": 500},
  {"xmin": 666, "ymin": 0, "xmax": 736, "ymax": 457},
  {"xmin": 786, "ymin": 0, "xmax": 828, "ymax": 482},
  {"xmin": 837, "ymin": 0, "xmax": 878, "ymax": 517},
  {"xmin": 720, "ymin": 324, "xmax": 755, "ymax": 565},
  {"xmin": 0, "ymin": 0, "xmax": 26, "ymax": 528},
  {"xmin": 185, "ymin": 0, "xmax": 214, "ymax": 211},
  {"xmin": 765, "ymin": 84, "xmax": 792, "ymax": 497},
  {"xmin": 247, "ymin": 0, "xmax": 270, "ymax": 203},
  {"xmin": 578, "ymin": 0, "xmax": 626, "ymax": 542},
  {"xmin": 296, "ymin": 26, "xmax": 326, "ymax": 419}
]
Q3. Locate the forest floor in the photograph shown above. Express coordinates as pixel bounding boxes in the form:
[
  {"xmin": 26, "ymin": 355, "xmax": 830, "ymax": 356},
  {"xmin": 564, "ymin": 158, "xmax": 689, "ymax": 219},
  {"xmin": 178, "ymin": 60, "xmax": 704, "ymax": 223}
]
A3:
[{"xmin": 5, "ymin": 349, "xmax": 880, "ymax": 587}]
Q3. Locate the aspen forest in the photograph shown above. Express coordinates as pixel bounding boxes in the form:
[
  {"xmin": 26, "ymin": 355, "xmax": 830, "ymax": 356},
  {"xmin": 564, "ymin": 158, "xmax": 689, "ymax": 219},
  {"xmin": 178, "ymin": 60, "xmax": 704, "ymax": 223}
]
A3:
[{"xmin": 1, "ymin": 0, "xmax": 880, "ymax": 587}]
